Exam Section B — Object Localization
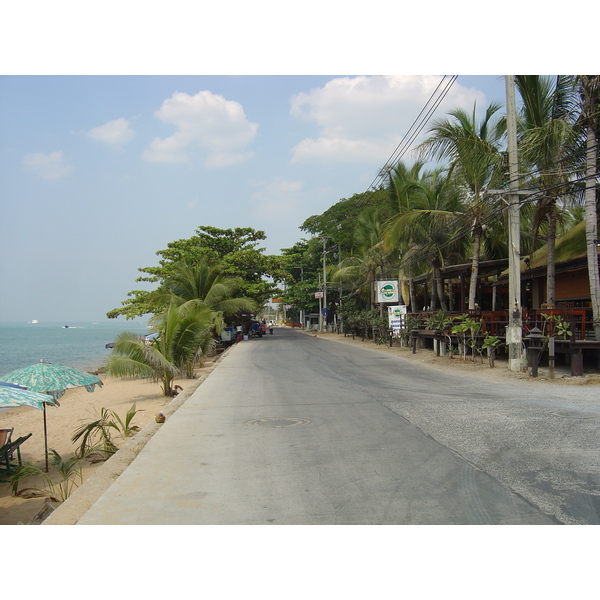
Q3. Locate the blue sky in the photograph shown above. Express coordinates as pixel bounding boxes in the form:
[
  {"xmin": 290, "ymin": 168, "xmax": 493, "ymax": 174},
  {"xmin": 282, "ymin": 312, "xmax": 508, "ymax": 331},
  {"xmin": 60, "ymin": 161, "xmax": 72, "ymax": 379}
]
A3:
[
  {"xmin": 0, "ymin": 3, "xmax": 588, "ymax": 324},
  {"xmin": 0, "ymin": 75, "xmax": 512, "ymax": 322}
]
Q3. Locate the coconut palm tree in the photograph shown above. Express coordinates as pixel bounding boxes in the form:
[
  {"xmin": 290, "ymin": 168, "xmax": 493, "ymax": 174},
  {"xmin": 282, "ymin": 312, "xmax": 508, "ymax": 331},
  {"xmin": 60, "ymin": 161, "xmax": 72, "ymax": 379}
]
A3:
[
  {"xmin": 384, "ymin": 167, "xmax": 468, "ymax": 311},
  {"xmin": 384, "ymin": 160, "xmax": 429, "ymax": 310},
  {"xmin": 330, "ymin": 209, "xmax": 394, "ymax": 310},
  {"xmin": 104, "ymin": 303, "xmax": 215, "ymax": 395},
  {"xmin": 514, "ymin": 75, "xmax": 580, "ymax": 306},
  {"xmin": 417, "ymin": 102, "xmax": 506, "ymax": 310},
  {"xmin": 577, "ymin": 75, "xmax": 600, "ymax": 340},
  {"xmin": 152, "ymin": 258, "xmax": 256, "ymax": 331}
]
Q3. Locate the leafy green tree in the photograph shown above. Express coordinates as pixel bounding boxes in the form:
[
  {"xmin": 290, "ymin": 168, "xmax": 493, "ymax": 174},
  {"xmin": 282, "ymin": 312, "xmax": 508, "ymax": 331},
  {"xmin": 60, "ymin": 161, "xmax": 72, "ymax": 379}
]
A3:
[
  {"xmin": 279, "ymin": 239, "xmax": 330, "ymax": 320},
  {"xmin": 300, "ymin": 189, "xmax": 391, "ymax": 255},
  {"xmin": 107, "ymin": 226, "xmax": 284, "ymax": 319},
  {"xmin": 382, "ymin": 160, "xmax": 432, "ymax": 310}
]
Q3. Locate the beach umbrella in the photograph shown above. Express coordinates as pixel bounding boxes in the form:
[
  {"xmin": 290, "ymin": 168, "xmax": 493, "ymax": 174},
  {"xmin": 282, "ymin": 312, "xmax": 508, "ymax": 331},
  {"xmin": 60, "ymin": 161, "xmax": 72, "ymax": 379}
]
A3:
[
  {"xmin": 0, "ymin": 384, "xmax": 59, "ymax": 471},
  {"xmin": 2, "ymin": 360, "xmax": 103, "ymax": 399},
  {"xmin": 0, "ymin": 385, "xmax": 59, "ymax": 411},
  {"xmin": 2, "ymin": 360, "xmax": 103, "ymax": 471},
  {"xmin": 0, "ymin": 381, "xmax": 28, "ymax": 390}
]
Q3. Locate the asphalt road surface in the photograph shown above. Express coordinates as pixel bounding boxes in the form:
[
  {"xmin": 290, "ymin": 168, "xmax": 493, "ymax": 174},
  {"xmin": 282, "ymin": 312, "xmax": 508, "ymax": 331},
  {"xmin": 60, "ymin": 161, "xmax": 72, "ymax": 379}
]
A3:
[{"xmin": 76, "ymin": 328, "xmax": 600, "ymax": 525}]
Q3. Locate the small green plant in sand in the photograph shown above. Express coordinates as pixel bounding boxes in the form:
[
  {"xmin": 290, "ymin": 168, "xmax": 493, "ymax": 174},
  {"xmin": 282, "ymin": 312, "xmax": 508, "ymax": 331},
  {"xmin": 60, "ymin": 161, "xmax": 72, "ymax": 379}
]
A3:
[
  {"xmin": 72, "ymin": 404, "xmax": 140, "ymax": 462},
  {"xmin": 482, "ymin": 334, "xmax": 503, "ymax": 368},
  {"xmin": 451, "ymin": 315, "xmax": 482, "ymax": 361},
  {"xmin": 10, "ymin": 449, "xmax": 83, "ymax": 502},
  {"xmin": 541, "ymin": 313, "xmax": 572, "ymax": 340}
]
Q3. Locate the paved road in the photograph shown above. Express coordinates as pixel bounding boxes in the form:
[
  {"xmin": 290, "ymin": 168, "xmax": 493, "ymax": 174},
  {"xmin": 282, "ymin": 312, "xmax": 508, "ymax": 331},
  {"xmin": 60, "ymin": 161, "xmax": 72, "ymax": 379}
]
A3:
[{"xmin": 75, "ymin": 328, "xmax": 600, "ymax": 525}]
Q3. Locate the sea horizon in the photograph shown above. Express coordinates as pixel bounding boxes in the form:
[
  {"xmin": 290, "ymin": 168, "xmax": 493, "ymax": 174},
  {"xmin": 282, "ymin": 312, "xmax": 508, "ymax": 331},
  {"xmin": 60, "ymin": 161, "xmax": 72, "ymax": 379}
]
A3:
[{"xmin": 0, "ymin": 320, "xmax": 150, "ymax": 376}]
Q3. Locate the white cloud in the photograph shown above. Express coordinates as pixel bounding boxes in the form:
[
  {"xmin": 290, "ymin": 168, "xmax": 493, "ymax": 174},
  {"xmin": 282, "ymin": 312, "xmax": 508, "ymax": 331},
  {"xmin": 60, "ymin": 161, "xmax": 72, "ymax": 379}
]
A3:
[
  {"xmin": 251, "ymin": 178, "xmax": 303, "ymax": 217},
  {"xmin": 21, "ymin": 151, "xmax": 73, "ymax": 180},
  {"xmin": 289, "ymin": 75, "xmax": 486, "ymax": 164},
  {"xmin": 143, "ymin": 90, "xmax": 258, "ymax": 167},
  {"xmin": 87, "ymin": 118, "xmax": 135, "ymax": 146}
]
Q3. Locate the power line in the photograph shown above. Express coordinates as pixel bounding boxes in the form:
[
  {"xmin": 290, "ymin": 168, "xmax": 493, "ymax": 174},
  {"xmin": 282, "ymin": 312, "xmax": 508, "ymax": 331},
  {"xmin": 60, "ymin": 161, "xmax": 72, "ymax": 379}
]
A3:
[
  {"xmin": 357, "ymin": 75, "xmax": 458, "ymax": 207},
  {"xmin": 398, "ymin": 169, "xmax": 599, "ymax": 271}
]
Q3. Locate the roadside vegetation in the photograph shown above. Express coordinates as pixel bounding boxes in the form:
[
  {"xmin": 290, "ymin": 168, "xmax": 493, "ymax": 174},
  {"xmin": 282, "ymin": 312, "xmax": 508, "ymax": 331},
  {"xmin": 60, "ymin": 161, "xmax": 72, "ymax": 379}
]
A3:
[{"xmin": 105, "ymin": 77, "xmax": 599, "ymax": 385}]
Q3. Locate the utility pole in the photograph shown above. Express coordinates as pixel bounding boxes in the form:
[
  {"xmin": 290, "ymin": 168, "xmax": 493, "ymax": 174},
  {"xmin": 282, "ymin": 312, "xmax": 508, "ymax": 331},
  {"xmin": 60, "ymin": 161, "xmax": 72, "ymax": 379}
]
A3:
[
  {"xmin": 317, "ymin": 273, "xmax": 322, "ymax": 331},
  {"xmin": 322, "ymin": 237, "xmax": 328, "ymax": 332},
  {"xmin": 505, "ymin": 75, "xmax": 523, "ymax": 372}
]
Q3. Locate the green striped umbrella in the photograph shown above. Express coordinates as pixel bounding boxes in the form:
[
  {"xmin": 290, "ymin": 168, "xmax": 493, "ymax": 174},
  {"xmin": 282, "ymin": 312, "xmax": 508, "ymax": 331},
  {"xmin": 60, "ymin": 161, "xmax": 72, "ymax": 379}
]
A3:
[
  {"xmin": 0, "ymin": 384, "xmax": 59, "ymax": 410},
  {"xmin": 2, "ymin": 360, "xmax": 103, "ymax": 400},
  {"xmin": 2, "ymin": 361, "xmax": 103, "ymax": 471}
]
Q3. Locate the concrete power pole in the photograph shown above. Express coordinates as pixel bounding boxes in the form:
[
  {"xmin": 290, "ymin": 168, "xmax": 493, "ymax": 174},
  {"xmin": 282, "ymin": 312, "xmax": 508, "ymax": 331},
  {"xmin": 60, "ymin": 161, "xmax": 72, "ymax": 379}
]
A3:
[
  {"xmin": 505, "ymin": 75, "xmax": 523, "ymax": 372},
  {"xmin": 322, "ymin": 237, "xmax": 328, "ymax": 332}
]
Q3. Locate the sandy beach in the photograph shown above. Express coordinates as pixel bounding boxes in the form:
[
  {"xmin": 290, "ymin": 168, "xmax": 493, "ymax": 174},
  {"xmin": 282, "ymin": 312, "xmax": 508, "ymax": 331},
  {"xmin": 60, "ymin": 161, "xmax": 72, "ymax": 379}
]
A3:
[{"xmin": 0, "ymin": 365, "xmax": 212, "ymax": 525}]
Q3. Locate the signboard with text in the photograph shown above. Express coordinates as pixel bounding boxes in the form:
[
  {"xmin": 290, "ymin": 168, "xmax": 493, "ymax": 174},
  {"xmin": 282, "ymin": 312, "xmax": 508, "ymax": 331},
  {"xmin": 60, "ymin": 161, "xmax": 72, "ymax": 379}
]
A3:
[
  {"xmin": 388, "ymin": 305, "xmax": 407, "ymax": 333},
  {"xmin": 376, "ymin": 280, "xmax": 399, "ymax": 303}
]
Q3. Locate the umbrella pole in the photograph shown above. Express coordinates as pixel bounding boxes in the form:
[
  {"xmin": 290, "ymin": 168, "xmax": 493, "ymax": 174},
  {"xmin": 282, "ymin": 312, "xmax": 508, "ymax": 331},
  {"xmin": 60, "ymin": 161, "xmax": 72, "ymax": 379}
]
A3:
[{"xmin": 43, "ymin": 404, "xmax": 49, "ymax": 472}]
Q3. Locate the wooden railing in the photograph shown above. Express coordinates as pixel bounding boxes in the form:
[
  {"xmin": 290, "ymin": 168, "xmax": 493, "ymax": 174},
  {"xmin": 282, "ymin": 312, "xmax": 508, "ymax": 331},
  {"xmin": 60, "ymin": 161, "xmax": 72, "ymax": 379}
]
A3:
[{"xmin": 406, "ymin": 308, "xmax": 595, "ymax": 341}]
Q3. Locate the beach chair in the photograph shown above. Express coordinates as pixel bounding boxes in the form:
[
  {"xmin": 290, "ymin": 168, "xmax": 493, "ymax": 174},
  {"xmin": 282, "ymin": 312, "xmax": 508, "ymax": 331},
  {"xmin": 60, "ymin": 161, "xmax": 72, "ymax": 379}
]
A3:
[
  {"xmin": 0, "ymin": 433, "xmax": 33, "ymax": 482},
  {"xmin": 0, "ymin": 428, "xmax": 13, "ymax": 447},
  {"xmin": 0, "ymin": 428, "xmax": 14, "ymax": 460}
]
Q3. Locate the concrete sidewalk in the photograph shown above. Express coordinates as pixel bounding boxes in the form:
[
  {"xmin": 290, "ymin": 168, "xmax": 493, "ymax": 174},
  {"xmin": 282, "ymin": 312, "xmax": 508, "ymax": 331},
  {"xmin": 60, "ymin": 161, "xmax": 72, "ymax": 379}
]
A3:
[{"xmin": 43, "ymin": 347, "xmax": 233, "ymax": 525}]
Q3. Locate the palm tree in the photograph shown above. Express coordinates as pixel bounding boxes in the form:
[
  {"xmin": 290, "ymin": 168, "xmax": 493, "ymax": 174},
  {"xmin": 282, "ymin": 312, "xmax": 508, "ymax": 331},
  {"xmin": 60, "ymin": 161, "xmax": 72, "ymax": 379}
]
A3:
[
  {"xmin": 384, "ymin": 167, "xmax": 468, "ymax": 311},
  {"xmin": 384, "ymin": 160, "xmax": 429, "ymax": 310},
  {"xmin": 331, "ymin": 209, "xmax": 393, "ymax": 310},
  {"xmin": 152, "ymin": 259, "xmax": 256, "ymax": 330},
  {"xmin": 577, "ymin": 75, "xmax": 600, "ymax": 340},
  {"xmin": 417, "ymin": 102, "xmax": 506, "ymax": 310},
  {"xmin": 104, "ymin": 303, "xmax": 215, "ymax": 395},
  {"xmin": 514, "ymin": 75, "xmax": 580, "ymax": 306}
]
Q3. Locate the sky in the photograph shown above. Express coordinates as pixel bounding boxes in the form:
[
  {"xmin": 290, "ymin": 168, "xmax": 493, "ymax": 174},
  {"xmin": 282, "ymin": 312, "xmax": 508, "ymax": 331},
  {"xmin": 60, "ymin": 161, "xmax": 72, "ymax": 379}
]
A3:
[
  {"xmin": 0, "ymin": 74, "xmax": 511, "ymax": 322},
  {"xmin": 0, "ymin": 2, "xmax": 591, "ymax": 324}
]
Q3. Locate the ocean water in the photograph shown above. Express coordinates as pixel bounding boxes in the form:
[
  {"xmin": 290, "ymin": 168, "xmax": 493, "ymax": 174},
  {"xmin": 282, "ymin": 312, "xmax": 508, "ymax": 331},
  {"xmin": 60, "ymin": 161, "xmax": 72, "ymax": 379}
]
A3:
[{"xmin": 0, "ymin": 321, "xmax": 151, "ymax": 376}]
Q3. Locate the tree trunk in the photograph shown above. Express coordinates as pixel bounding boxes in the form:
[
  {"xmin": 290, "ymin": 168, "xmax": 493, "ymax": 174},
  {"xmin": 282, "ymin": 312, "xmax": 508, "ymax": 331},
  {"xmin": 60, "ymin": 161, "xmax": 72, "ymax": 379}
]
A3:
[
  {"xmin": 468, "ymin": 230, "xmax": 482, "ymax": 310},
  {"xmin": 581, "ymin": 76, "xmax": 600, "ymax": 340},
  {"xmin": 409, "ymin": 277, "xmax": 417, "ymax": 313},
  {"xmin": 546, "ymin": 201, "xmax": 557, "ymax": 306},
  {"xmin": 433, "ymin": 261, "xmax": 448, "ymax": 312}
]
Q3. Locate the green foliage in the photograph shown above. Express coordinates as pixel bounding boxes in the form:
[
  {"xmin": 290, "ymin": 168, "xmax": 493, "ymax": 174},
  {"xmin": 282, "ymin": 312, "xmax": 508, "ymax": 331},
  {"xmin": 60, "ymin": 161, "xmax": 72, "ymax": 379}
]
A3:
[
  {"xmin": 425, "ymin": 310, "xmax": 453, "ymax": 331},
  {"xmin": 451, "ymin": 314, "xmax": 482, "ymax": 361},
  {"xmin": 482, "ymin": 334, "xmax": 502, "ymax": 349},
  {"xmin": 105, "ymin": 302, "xmax": 214, "ymax": 394},
  {"xmin": 300, "ymin": 190, "xmax": 391, "ymax": 253},
  {"xmin": 71, "ymin": 404, "xmax": 140, "ymax": 461},
  {"xmin": 482, "ymin": 334, "xmax": 503, "ymax": 367},
  {"xmin": 10, "ymin": 450, "xmax": 83, "ymax": 502},
  {"xmin": 540, "ymin": 313, "xmax": 572, "ymax": 339},
  {"xmin": 109, "ymin": 403, "xmax": 141, "ymax": 438},
  {"xmin": 71, "ymin": 408, "xmax": 120, "ymax": 460},
  {"xmin": 405, "ymin": 314, "xmax": 424, "ymax": 330},
  {"xmin": 107, "ymin": 226, "xmax": 282, "ymax": 319}
]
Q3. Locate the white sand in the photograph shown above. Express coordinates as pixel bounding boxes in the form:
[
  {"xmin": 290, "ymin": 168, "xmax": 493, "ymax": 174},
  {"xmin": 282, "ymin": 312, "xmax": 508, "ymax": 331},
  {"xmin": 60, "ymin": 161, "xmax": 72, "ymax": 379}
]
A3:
[{"xmin": 0, "ymin": 372, "xmax": 196, "ymax": 525}]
